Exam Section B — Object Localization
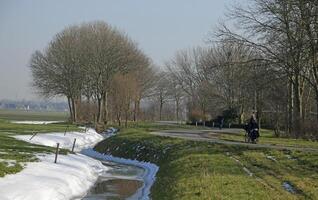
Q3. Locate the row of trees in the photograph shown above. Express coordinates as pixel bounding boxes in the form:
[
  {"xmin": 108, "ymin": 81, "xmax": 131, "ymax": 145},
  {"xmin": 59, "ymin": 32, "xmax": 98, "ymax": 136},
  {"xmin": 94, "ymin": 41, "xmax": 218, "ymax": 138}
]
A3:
[
  {"xmin": 158, "ymin": 0, "xmax": 318, "ymax": 138},
  {"xmin": 30, "ymin": 0, "xmax": 318, "ymax": 139},
  {"xmin": 30, "ymin": 21, "xmax": 154, "ymax": 127}
]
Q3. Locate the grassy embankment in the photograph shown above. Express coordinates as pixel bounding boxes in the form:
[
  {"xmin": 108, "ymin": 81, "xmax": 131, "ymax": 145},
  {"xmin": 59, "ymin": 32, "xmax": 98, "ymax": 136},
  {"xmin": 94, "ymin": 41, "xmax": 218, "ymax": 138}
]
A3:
[
  {"xmin": 0, "ymin": 109, "xmax": 80, "ymax": 177},
  {"xmin": 95, "ymin": 123, "xmax": 318, "ymax": 200}
]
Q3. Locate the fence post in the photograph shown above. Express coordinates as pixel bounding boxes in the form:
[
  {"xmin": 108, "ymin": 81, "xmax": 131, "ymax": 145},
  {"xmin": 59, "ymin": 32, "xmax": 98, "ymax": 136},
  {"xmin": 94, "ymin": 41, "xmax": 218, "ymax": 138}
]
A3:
[
  {"xmin": 64, "ymin": 125, "xmax": 69, "ymax": 136},
  {"xmin": 71, "ymin": 138, "xmax": 76, "ymax": 152},
  {"xmin": 29, "ymin": 132, "xmax": 37, "ymax": 140},
  {"xmin": 54, "ymin": 143, "xmax": 60, "ymax": 163}
]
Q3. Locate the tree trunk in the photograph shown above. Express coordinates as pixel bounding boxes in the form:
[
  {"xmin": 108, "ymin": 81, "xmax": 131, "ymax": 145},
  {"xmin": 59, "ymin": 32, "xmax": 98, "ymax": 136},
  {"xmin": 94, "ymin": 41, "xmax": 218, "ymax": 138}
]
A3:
[
  {"xmin": 71, "ymin": 98, "xmax": 77, "ymax": 123},
  {"xmin": 117, "ymin": 112, "xmax": 121, "ymax": 127},
  {"xmin": 97, "ymin": 97, "xmax": 103, "ymax": 123},
  {"xmin": 133, "ymin": 100, "xmax": 137, "ymax": 122},
  {"xmin": 316, "ymin": 91, "xmax": 318, "ymax": 121},
  {"xmin": 255, "ymin": 90, "xmax": 262, "ymax": 129},
  {"xmin": 239, "ymin": 104, "xmax": 244, "ymax": 124},
  {"xmin": 125, "ymin": 111, "xmax": 128, "ymax": 128},
  {"xmin": 287, "ymin": 78, "xmax": 293, "ymax": 135},
  {"xmin": 133, "ymin": 98, "xmax": 140, "ymax": 122},
  {"xmin": 159, "ymin": 100, "xmax": 163, "ymax": 121},
  {"xmin": 67, "ymin": 97, "xmax": 73, "ymax": 122},
  {"xmin": 103, "ymin": 92, "xmax": 108, "ymax": 125},
  {"xmin": 293, "ymin": 75, "xmax": 302, "ymax": 138},
  {"xmin": 176, "ymin": 97, "xmax": 180, "ymax": 122}
]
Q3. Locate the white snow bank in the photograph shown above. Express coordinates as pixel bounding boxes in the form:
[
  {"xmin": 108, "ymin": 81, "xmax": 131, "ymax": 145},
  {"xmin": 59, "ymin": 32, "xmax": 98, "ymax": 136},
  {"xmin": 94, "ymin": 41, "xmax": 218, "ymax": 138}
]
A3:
[
  {"xmin": 14, "ymin": 128, "xmax": 104, "ymax": 152},
  {"xmin": 0, "ymin": 153, "xmax": 107, "ymax": 200},
  {"xmin": 81, "ymin": 148, "xmax": 159, "ymax": 200},
  {"xmin": 11, "ymin": 121, "xmax": 64, "ymax": 125}
]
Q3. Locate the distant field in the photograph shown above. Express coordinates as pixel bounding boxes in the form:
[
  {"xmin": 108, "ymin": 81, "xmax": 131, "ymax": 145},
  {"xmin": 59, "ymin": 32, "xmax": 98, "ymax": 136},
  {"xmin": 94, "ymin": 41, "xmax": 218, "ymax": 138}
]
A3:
[{"xmin": 0, "ymin": 109, "xmax": 69, "ymax": 121}]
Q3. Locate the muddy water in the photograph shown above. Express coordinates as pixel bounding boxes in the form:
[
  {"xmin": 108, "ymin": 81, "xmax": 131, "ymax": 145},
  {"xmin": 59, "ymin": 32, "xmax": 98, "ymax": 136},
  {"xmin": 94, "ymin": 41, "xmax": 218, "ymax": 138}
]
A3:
[{"xmin": 83, "ymin": 161, "xmax": 144, "ymax": 200}]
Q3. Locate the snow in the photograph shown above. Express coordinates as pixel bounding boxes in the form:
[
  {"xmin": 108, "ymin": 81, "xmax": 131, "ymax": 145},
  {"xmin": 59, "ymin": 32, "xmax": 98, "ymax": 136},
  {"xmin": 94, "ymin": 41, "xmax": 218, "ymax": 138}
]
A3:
[
  {"xmin": 0, "ymin": 153, "xmax": 107, "ymax": 200},
  {"xmin": 11, "ymin": 121, "xmax": 64, "ymax": 125},
  {"xmin": 6, "ymin": 126, "xmax": 157, "ymax": 200},
  {"xmin": 14, "ymin": 128, "xmax": 104, "ymax": 152},
  {"xmin": 266, "ymin": 155, "xmax": 277, "ymax": 162},
  {"xmin": 228, "ymin": 154, "xmax": 254, "ymax": 177}
]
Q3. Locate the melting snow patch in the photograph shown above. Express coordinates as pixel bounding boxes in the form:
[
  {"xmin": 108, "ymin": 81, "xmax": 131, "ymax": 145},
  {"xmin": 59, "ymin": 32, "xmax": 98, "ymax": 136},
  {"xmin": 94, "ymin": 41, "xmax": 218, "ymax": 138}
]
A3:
[
  {"xmin": 229, "ymin": 155, "xmax": 253, "ymax": 177},
  {"xmin": 243, "ymin": 167, "xmax": 253, "ymax": 177},
  {"xmin": 0, "ymin": 159, "xmax": 17, "ymax": 167},
  {"xmin": 81, "ymin": 148, "xmax": 159, "ymax": 200},
  {"xmin": 11, "ymin": 121, "xmax": 64, "ymax": 125},
  {"xmin": 266, "ymin": 155, "xmax": 277, "ymax": 162},
  {"xmin": 286, "ymin": 155, "xmax": 297, "ymax": 160},
  {"xmin": 283, "ymin": 181, "xmax": 296, "ymax": 194}
]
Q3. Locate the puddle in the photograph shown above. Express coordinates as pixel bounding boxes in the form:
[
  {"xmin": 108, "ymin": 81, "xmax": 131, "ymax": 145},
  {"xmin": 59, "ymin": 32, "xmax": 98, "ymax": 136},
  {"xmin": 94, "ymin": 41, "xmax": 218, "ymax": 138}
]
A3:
[
  {"xmin": 266, "ymin": 155, "xmax": 277, "ymax": 162},
  {"xmin": 82, "ymin": 161, "xmax": 145, "ymax": 200},
  {"xmin": 282, "ymin": 181, "xmax": 300, "ymax": 194}
]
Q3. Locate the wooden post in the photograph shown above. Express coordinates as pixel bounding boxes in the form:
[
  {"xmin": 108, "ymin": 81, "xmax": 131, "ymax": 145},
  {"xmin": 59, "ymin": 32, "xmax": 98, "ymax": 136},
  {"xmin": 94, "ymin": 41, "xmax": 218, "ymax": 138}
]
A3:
[
  {"xmin": 71, "ymin": 138, "xmax": 76, "ymax": 152},
  {"xmin": 64, "ymin": 125, "xmax": 69, "ymax": 136},
  {"xmin": 29, "ymin": 132, "xmax": 37, "ymax": 140},
  {"xmin": 54, "ymin": 143, "xmax": 60, "ymax": 163}
]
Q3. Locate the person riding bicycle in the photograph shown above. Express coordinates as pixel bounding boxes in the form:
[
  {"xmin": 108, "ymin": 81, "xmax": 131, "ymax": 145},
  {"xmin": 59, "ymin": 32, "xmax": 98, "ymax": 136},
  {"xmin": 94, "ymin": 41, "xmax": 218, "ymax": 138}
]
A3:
[{"xmin": 247, "ymin": 113, "xmax": 259, "ymax": 143}]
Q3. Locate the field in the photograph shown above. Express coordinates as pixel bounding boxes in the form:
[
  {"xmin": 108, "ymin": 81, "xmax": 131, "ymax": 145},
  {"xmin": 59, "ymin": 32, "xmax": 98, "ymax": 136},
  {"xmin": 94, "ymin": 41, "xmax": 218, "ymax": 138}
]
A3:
[
  {"xmin": 0, "ymin": 109, "xmax": 69, "ymax": 121},
  {"xmin": 95, "ymin": 123, "xmax": 318, "ymax": 200}
]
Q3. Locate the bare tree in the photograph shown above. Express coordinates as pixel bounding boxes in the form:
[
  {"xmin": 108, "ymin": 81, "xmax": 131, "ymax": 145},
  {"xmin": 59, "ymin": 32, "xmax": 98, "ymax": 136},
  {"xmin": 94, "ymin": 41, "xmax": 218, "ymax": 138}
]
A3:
[
  {"xmin": 214, "ymin": 0, "xmax": 317, "ymax": 137},
  {"xmin": 30, "ymin": 21, "xmax": 150, "ymax": 125},
  {"xmin": 30, "ymin": 25, "xmax": 85, "ymax": 122}
]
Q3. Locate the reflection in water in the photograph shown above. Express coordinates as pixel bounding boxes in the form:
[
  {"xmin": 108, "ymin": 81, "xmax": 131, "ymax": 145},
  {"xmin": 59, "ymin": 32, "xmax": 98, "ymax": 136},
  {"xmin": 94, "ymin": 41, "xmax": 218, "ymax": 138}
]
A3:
[{"xmin": 82, "ymin": 161, "xmax": 145, "ymax": 200}]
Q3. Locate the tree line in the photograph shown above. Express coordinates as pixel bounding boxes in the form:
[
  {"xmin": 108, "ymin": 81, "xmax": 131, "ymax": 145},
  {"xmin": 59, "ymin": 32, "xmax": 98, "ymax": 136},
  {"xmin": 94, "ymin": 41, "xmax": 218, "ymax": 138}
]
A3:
[
  {"xmin": 160, "ymin": 0, "xmax": 318, "ymax": 139},
  {"xmin": 30, "ymin": 0, "xmax": 318, "ymax": 139}
]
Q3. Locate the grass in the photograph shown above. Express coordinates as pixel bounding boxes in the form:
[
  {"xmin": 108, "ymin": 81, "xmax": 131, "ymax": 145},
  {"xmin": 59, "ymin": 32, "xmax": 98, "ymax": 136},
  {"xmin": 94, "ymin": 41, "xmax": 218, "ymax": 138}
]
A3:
[
  {"xmin": 219, "ymin": 129, "xmax": 318, "ymax": 149},
  {"xmin": 0, "ymin": 119, "xmax": 80, "ymax": 135},
  {"xmin": 0, "ymin": 109, "xmax": 69, "ymax": 121},
  {"xmin": 95, "ymin": 123, "xmax": 318, "ymax": 200}
]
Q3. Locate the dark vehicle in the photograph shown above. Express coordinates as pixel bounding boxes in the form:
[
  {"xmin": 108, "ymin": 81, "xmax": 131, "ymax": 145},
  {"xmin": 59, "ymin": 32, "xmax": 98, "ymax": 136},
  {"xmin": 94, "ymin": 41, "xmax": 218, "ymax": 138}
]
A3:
[{"xmin": 244, "ymin": 114, "xmax": 260, "ymax": 143}]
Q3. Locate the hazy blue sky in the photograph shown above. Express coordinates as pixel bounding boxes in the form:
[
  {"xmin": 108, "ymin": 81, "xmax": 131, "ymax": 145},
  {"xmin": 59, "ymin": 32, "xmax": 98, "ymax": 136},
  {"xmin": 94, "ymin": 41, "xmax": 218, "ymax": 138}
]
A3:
[{"xmin": 0, "ymin": 0, "xmax": 243, "ymax": 100}]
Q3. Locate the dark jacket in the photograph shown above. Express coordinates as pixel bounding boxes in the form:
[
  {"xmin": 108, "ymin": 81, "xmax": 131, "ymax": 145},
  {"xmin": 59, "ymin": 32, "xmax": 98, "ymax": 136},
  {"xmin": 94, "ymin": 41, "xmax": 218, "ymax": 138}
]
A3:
[{"xmin": 248, "ymin": 117, "xmax": 259, "ymax": 132}]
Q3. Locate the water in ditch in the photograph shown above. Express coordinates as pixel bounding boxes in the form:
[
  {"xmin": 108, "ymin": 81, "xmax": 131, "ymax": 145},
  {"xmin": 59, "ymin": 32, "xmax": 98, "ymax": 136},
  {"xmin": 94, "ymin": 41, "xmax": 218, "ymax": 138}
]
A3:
[{"xmin": 82, "ymin": 160, "xmax": 145, "ymax": 200}]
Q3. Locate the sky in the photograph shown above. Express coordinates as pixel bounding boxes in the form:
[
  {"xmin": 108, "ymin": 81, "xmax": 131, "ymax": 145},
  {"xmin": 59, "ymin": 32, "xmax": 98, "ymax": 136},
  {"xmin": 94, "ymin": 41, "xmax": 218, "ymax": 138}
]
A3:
[{"xmin": 0, "ymin": 0, "xmax": 244, "ymax": 100}]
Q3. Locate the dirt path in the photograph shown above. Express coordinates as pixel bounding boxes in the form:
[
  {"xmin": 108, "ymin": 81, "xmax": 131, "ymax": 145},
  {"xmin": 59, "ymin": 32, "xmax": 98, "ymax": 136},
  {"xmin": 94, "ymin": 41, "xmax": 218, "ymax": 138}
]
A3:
[{"xmin": 151, "ymin": 128, "xmax": 318, "ymax": 152}]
